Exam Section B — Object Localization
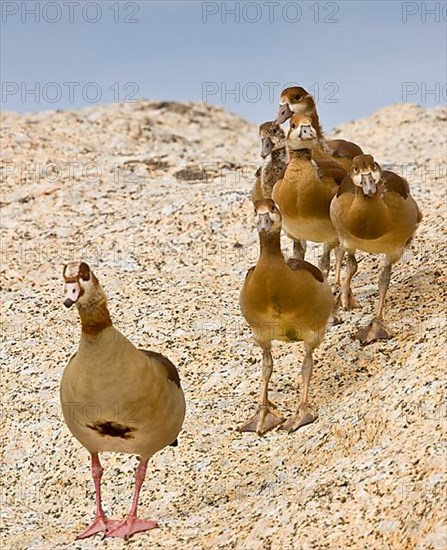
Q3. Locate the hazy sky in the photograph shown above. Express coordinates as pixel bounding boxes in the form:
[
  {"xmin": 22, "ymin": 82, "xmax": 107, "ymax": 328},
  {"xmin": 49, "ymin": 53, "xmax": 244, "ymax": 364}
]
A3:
[{"xmin": 1, "ymin": 0, "xmax": 446, "ymax": 128}]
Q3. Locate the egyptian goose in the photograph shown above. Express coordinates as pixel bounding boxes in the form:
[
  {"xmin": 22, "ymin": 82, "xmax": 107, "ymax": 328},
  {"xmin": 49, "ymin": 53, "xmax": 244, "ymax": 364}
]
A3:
[
  {"xmin": 272, "ymin": 114, "xmax": 346, "ymax": 277},
  {"xmin": 239, "ymin": 199, "xmax": 333, "ymax": 434},
  {"xmin": 251, "ymin": 121, "xmax": 307, "ymax": 257},
  {"xmin": 251, "ymin": 121, "xmax": 288, "ymax": 203},
  {"xmin": 275, "ymin": 86, "xmax": 363, "ymax": 170},
  {"xmin": 60, "ymin": 262, "xmax": 185, "ymax": 539},
  {"xmin": 330, "ymin": 154, "xmax": 422, "ymax": 344}
]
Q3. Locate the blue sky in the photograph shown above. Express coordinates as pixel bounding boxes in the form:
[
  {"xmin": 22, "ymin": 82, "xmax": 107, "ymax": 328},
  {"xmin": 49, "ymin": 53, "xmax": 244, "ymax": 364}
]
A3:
[{"xmin": 1, "ymin": 1, "xmax": 446, "ymax": 129}]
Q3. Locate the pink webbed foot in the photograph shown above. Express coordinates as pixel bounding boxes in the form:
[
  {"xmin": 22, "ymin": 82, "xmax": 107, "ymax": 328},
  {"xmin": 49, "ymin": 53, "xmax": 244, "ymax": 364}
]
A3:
[
  {"xmin": 355, "ymin": 318, "xmax": 393, "ymax": 345},
  {"xmin": 76, "ymin": 515, "xmax": 121, "ymax": 539},
  {"xmin": 280, "ymin": 408, "xmax": 317, "ymax": 433},
  {"xmin": 107, "ymin": 515, "xmax": 158, "ymax": 539},
  {"xmin": 237, "ymin": 401, "xmax": 285, "ymax": 435}
]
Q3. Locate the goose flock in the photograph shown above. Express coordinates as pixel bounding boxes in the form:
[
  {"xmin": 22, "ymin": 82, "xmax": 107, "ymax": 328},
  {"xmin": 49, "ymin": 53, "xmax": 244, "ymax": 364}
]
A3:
[{"xmin": 60, "ymin": 85, "xmax": 421, "ymax": 540}]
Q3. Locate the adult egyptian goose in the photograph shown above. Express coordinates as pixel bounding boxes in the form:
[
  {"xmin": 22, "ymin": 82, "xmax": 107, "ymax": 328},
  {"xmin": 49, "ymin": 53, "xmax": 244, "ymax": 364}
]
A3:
[
  {"xmin": 275, "ymin": 86, "xmax": 363, "ymax": 170},
  {"xmin": 272, "ymin": 114, "xmax": 346, "ymax": 277},
  {"xmin": 239, "ymin": 199, "xmax": 333, "ymax": 435},
  {"xmin": 60, "ymin": 262, "xmax": 186, "ymax": 539},
  {"xmin": 251, "ymin": 121, "xmax": 288, "ymax": 204},
  {"xmin": 330, "ymin": 154, "xmax": 422, "ymax": 343}
]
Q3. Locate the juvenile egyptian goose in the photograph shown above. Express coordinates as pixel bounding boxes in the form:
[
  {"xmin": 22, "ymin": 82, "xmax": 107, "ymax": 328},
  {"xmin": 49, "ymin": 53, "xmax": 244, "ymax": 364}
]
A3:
[
  {"xmin": 275, "ymin": 86, "xmax": 363, "ymax": 170},
  {"xmin": 330, "ymin": 154, "xmax": 422, "ymax": 343},
  {"xmin": 239, "ymin": 199, "xmax": 333, "ymax": 434},
  {"xmin": 272, "ymin": 114, "xmax": 346, "ymax": 277},
  {"xmin": 251, "ymin": 121, "xmax": 288, "ymax": 204},
  {"xmin": 251, "ymin": 121, "xmax": 307, "ymax": 257},
  {"xmin": 60, "ymin": 262, "xmax": 185, "ymax": 539}
]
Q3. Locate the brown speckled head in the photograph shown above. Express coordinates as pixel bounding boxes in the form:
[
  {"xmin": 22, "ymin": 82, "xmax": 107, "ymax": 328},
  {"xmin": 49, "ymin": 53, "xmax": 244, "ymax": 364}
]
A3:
[
  {"xmin": 350, "ymin": 154, "xmax": 382, "ymax": 197},
  {"xmin": 258, "ymin": 121, "xmax": 286, "ymax": 157}
]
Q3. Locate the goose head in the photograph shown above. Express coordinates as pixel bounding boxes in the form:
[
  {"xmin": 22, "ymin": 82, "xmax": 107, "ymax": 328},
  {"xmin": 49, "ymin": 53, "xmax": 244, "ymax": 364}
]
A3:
[
  {"xmin": 276, "ymin": 86, "xmax": 315, "ymax": 125},
  {"xmin": 287, "ymin": 114, "xmax": 318, "ymax": 151},
  {"xmin": 258, "ymin": 121, "xmax": 286, "ymax": 158},
  {"xmin": 350, "ymin": 154, "xmax": 382, "ymax": 197},
  {"xmin": 62, "ymin": 262, "xmax": 96, "ymax": 308},
  {"xmin": 254, "ymin": 199, "xmax": 282, "ymax": 233}
]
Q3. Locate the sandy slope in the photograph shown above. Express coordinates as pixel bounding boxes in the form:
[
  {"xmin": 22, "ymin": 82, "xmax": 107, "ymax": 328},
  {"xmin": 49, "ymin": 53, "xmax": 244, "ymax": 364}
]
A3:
[{"xmin": 1, "ymin": 101, "xmax": 446, "ymax": 549}]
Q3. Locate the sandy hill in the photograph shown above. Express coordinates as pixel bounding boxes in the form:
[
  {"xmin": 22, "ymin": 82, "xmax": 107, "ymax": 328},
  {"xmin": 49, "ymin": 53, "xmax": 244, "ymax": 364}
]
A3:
[{"xmin": 1, "ymin": 101, "xmax": 446, "ymax": 549}]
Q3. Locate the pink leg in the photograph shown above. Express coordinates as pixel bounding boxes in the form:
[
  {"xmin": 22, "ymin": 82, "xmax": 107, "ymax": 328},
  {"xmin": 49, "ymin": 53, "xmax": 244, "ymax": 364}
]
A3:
[
  {"xmin": 77, "ymin": 454, "xmax": 120, "ymax": 539},
  {"xmin": 107, "ymin": 459, "xmax": 157, "ymax": 539}
]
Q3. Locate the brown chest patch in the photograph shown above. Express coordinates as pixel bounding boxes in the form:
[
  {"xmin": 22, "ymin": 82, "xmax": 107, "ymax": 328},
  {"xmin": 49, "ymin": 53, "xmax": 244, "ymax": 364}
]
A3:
[
  {"xmin": 347, "ymin": 216, "xmax": 386, "ymax": 240},
  {"xmin": 87, "ymin": 421, "xmax": 135, "ymax": 439},
  {"xmin": 272, "ymin": 293, "xmax": 283, "ymax": 315},
  {"xmin": 346, "ymin": 200, "xmax": 390, "ymax": 240},
  {"xmin": 284, "ymin": 325, "xmax": 300, "ymax": 342}
]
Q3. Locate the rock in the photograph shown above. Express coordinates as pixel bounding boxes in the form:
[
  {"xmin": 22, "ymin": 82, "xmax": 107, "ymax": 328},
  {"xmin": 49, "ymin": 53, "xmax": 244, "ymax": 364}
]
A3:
[{"xmin": 1, "ymin": 100, "xmax": 446, "ymax": 549}]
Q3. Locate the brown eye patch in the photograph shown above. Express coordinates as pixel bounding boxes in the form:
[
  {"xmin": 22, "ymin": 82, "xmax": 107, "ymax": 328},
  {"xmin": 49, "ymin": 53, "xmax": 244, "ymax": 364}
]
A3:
[{"xmin": 79, "ymin": 262, "xmax": 91, "ymax": 281}]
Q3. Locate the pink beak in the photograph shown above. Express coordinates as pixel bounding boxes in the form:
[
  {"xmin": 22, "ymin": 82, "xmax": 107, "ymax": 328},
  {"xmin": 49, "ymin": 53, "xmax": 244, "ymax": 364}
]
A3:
[{"xmin": 64, "ymin": 282, "xmax": 81, "ymax": 308}]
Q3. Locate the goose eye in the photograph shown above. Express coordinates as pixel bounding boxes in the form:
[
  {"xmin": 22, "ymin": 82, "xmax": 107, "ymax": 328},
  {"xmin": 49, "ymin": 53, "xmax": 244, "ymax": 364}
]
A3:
[
  {"xmin": 291, "ymin": 123, "xmax": 296, "ymax": 129},
  {"xmin": 294, "ymin": 95, "xmax": 301, "ymax": 101}
]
